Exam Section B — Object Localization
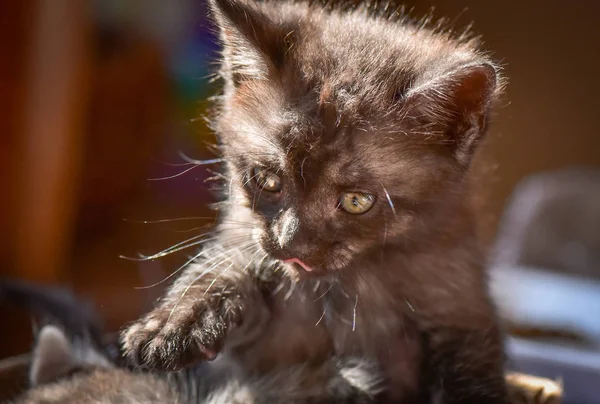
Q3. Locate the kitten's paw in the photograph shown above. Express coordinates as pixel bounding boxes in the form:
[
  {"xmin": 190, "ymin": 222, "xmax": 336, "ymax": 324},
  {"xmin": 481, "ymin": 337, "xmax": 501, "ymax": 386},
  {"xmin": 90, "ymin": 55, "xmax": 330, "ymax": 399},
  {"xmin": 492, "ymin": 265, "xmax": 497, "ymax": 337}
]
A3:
[{"xmin": 121, "ymin": 303, "xmax": 230, "ymax": 371}]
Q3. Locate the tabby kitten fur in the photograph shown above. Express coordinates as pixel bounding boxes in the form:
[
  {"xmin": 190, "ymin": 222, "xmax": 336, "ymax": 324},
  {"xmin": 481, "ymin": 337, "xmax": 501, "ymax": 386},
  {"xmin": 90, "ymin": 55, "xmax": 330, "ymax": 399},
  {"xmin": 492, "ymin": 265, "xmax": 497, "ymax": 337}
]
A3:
[
  {"xmin": 121, "ymin": 0, "xmax": 509, "ymax": 402},
  {"xmin": 17, "ymin": 325, "xmax": 382, "ymax": 403},
  {"xmin": 6, "ymin": 281, "xmax": 380, "ymax": 403}
]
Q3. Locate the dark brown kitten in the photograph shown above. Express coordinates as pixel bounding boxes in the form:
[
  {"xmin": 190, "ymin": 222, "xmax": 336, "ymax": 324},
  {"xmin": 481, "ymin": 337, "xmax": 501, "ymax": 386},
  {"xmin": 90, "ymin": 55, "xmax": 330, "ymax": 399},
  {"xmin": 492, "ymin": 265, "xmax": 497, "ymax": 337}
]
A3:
[{"xmin": 123, "ymin": 0, "xmax": 508, "ymax": 402}]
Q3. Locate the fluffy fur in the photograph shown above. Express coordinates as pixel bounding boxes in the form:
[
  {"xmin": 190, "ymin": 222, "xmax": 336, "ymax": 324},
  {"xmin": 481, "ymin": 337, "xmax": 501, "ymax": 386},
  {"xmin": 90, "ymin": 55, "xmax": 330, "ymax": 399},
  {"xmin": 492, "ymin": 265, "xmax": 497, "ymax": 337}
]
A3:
[
  {"xmin": 5, "ymin": 280, "xmax": 381, "ymax": 403},
  {"xmin": 16, "ymin": 325, "xmax": 382, "ymax": 403},
  {"xmin": 115, "ymin": 0, "xmax": 510, "ymax": 402}
]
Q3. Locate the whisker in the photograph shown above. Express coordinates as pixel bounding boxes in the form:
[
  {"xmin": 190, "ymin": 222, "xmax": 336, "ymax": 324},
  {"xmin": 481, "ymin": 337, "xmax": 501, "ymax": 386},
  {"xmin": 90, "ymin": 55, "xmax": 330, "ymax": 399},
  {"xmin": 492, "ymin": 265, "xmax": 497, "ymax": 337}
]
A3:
[
  {"xmin": 202, "ymin": 246, "xmax": 261, "ymax": 297},
  {"xmin": 169, "ymin": 219, "xmax": 257, "ymax": 233},
  {"xmin": 119, "ymin": 235, "xmax": 215, "ymax": 261},
  {"xmin": 242, "ymin": 171, "xmax": 262, "ymax": 188},
  {"xmin": 315, "ymin": 302, "xmax": 328, "ymax": 327},
  {"xmin": 166, "ymin": 241, "xmax": 256, "ymax": 324},
  {"xmin": 313, "ymin": 283, "xmax": 333, "ymax": 302},
  {"xmin": 147, "ymin": 164, "xmax": 201, "ymax": 181},
  {"xmin": 272, "ymin": 281, "xmax": 286, "ymax": 296},
  {"xmin": 381, "ymin": 183, "xmax": 397, "ymax": 216},
  {"xmin": 200, "ymin": 261, "xmax": 235, "ymax": 298},
  {"xmin": 133, "ymin": 250, "xmax": 204, "ymax": 290},
  {"xmin": 121, "ymin": 221, "xmax": 256, "ymax": 262},
  {"xmin": 352, "ymin": 294, "xmax": 359, "ymax": 332},
  {"xmin": 228, "ymin": 176, "xmax": 235, "ymax": 203},
  {"xmin": 239, "ymin": 248, "xmax": 263, "ymax": 274},
  {"xmin": 132, "ymin": 238, "xmax": 251, "ymax": 290},
  {"xmin": 169, "ymin": 225, "xmax": 210, "ymax": 233},
  {"xmin": 300, "ymin": 156, "xmax": 308, "ymax": 187},
  {"xmin": 187, "ymin": 240, "xmax": 256, "ymax": 283},
  {"xmin": 134, "ymin": 237, "xmax": 254, "ymax": 289},
  {"xmin": 172, "ymin": 242, "xmax": 255, "ymax": 299},
  {"xmin": 252, "ymin": 177, "xmax": 268, "ymax": 212},
  {"xmin": 177, "ymin": 150, "xmax": 224, "ymax": 166},
  {"xmin": 284, "ymin": 279, "xmax": 297, "ymax": 301},
  {"xmin": 123, "ymin": 216, "xmax": 214, "ymax": 224},
  {"xmin": 254, "ymin": 253, "xmax": 271, "ymax": 278},
  {"xmin": 150, "ymin": 157, "xmax": 196, "ymax": 167}
]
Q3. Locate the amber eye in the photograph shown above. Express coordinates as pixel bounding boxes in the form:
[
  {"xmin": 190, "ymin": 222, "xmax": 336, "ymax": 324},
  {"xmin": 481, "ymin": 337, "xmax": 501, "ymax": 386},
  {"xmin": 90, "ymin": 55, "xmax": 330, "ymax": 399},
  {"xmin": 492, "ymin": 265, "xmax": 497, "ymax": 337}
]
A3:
[
  {"xmin": 339, "ymin": 192, "xmax": 375, "ymax": 214},
  {"xmin": 252, "ymin": 167, "xmax": 282, "ymax": 192}
]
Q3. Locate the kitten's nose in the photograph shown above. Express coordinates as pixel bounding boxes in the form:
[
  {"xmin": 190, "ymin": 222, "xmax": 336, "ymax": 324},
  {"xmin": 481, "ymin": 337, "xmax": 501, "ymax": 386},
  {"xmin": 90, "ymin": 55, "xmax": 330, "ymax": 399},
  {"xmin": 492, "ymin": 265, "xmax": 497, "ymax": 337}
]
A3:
[
  {"xmin": 274, "ymin": 209, "xmax": 299, "ymax": 249},
  {"xmin": 271, "ymin": 209, "xmax": 321, "ymax": 267}
]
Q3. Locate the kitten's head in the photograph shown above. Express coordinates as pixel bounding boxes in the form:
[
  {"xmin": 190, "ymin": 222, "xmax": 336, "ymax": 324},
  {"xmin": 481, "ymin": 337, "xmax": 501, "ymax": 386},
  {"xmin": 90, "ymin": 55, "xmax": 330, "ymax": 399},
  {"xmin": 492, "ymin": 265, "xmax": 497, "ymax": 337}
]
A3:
[
  {"xmin": 29, "ymin": 325, "xmax": 113, "ymax": 386},
  {"xmin": 209, "ymin": 0, "xmax": 502, "ymax": 277},
  {"xmin": 18, "ymin": 325, "xmax": 175, "ymax": 404}
]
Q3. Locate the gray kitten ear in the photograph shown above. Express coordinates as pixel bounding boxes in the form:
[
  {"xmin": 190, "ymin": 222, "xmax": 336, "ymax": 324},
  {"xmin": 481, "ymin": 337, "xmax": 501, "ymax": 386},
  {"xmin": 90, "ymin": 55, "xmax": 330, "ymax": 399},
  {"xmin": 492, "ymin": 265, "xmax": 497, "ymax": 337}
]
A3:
[
  {"xmin": 407, "ymin": 63, "xmax": 501, "ymax": 166},
  {"xmin": 29, "ymin": 325, "xmax": 77, "ymax": 385},
  {"xmin": 208, "ymin": 0, "xmax": 293, "ymax": 86}
]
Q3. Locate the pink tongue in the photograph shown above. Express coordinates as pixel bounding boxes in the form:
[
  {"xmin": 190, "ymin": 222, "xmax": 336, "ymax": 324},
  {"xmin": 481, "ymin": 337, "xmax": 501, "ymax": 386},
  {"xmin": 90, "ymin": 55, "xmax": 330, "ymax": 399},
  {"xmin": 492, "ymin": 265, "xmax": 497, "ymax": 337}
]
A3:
[{"xmin": 284, "ymin": 258, "xmax": 313, "ymax": 272}]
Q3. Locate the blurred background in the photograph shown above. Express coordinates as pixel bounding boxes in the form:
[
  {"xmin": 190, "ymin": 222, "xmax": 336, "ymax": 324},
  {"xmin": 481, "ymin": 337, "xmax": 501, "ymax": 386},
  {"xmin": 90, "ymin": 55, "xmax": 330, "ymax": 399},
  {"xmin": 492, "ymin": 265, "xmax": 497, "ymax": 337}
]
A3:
[{"xmin": 0, "ymin": 0, "xmax": 599, "ymax": 401}]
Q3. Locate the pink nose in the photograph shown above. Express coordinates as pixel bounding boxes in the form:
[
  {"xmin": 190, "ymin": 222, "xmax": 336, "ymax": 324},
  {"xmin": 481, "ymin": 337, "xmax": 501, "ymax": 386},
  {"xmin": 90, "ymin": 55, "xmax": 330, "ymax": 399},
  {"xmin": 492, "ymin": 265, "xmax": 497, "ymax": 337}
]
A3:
[{"xmin": 283, "ymin": 258, "xmax": 313, "ymax": 272}]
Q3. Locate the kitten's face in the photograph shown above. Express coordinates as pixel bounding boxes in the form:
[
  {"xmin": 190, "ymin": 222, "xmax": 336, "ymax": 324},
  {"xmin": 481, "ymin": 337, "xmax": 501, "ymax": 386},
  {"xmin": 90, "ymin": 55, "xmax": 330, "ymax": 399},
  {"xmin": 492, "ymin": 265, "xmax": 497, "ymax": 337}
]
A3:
[
  {"xmin": 211, "ymin": 0, "xmax": 499, "ymax": 277},
  {"xmin": 222, "ymin": 86, "xmax": 459, "ymax": 276}
]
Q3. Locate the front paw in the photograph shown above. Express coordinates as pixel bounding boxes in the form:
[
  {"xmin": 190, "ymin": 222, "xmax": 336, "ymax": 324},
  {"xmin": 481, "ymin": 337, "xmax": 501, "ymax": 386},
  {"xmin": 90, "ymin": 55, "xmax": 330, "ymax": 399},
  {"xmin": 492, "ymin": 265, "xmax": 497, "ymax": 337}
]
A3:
[{"xmin": 121, "ymin": 302, "xmax": 232, "ymax": 371}]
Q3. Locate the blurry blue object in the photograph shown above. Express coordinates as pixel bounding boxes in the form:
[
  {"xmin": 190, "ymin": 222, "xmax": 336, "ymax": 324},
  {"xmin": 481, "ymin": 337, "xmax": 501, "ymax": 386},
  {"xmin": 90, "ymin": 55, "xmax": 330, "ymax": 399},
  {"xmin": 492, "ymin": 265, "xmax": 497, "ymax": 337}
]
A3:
[
  {"xmin": 492, "ymin": 265, "xmax": 600, "ymax": 404},
  {"xmin": 491, "ymin": 167, "xmax": 600, "ymax": 403},
  {"xmin": 493, "ymin": 167, "xmax": 600, "ymax": 278},
  {"xmin": 492, "ymin": 265, "xmax": 600, "ymax": 344}
]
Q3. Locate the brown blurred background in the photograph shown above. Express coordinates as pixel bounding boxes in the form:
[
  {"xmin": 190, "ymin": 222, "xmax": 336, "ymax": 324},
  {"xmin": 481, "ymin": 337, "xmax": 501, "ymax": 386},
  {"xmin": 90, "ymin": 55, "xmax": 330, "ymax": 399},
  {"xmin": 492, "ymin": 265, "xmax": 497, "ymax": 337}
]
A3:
[{"xmin": 0, "ymin": 0, "xmax": 599, "ymax": 361}]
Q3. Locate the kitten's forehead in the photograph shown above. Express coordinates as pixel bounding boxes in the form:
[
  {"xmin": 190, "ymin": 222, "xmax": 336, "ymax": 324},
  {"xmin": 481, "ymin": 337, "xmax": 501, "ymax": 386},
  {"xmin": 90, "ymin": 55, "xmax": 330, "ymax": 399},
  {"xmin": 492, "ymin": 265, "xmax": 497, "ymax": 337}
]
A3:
[
  {"xmin": 284, "ymin": 126, "xmax": 407, "ymax": 185},
  {"xmin": 230, "ymin": 79, "xmax": 409, "ymax": 167},
  {"xmin": 286, "ymin": 9, "xmax": 477, "ymax": 102}
]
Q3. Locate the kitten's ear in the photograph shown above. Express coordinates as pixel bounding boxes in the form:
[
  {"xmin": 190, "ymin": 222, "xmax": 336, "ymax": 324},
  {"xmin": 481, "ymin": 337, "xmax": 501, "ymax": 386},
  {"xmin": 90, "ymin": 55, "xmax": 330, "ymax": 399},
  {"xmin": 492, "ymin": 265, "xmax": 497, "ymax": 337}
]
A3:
[
  {"xmin": 408, "ymin": 63, "xmax": 500, "ymax": 166},
  {"xmin": 29, "ymin": 325, "xmax": 113, "ymax": 386},
  {"xmin": 29, "ymin": 325, "xmax": 77, "ymax": 385},
  {"xmin": 209, "ymin": 0, "xmax": 292, "ymax": 86}
]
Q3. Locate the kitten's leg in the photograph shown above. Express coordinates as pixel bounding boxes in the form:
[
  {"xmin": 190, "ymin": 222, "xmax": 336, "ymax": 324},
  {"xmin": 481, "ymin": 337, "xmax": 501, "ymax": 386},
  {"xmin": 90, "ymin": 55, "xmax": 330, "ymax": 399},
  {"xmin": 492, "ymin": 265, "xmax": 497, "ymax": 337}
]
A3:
[
  {"xmin": 427, "ymin": 322, "xmax": 510, "ymax": 404},
  {"xmin": 121, "ymin": 245, "xmax": 266, "ymax": 371}
]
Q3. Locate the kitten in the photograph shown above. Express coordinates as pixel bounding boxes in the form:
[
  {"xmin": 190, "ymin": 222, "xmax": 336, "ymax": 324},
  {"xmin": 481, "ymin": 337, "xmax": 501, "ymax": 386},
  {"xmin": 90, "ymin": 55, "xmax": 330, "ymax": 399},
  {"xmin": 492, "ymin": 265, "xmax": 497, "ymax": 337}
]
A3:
[
  {"xmin": 3, "ymin": 283, "xmax": 558, "ymax": 403},
  {"xmin": 122, "ymin": 0, "xmax": 509, "ymax": 402},
  {"xmin": 18, "ymin": 330, "xmax": 381, "ymax": 404},
  {"xmin": 3, "ymin": 280, "xmax": 381, "ymax": 403}
]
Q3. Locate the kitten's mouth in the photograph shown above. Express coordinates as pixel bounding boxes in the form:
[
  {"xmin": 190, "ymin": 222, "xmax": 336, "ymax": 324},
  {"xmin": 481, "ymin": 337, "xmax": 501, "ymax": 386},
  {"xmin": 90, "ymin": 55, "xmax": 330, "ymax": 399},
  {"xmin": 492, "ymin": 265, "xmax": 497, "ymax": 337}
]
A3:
[{"xmin": 283, "ymin": 258, "xmax": 314, "ymax": 272}]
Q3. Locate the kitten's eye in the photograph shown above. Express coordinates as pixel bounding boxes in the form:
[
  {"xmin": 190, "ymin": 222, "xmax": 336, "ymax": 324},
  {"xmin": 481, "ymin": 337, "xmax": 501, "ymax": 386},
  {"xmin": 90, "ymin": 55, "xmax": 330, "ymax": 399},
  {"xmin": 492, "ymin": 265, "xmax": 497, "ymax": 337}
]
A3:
[
  {"xmin": 252, "ymin": 167, "xmax": 282, "ymax": 192},
  {"xmin": 339, "ymin": 192, "xmax": 375, "ymax": 214}
]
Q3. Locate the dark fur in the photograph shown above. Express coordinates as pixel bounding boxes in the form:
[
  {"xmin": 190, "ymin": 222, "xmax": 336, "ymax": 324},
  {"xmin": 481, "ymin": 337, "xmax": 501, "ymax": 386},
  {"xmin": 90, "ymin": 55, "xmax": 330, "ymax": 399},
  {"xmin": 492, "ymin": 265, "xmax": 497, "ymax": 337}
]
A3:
[{"xmin": 122, "ymin": 1, "xmax": 509, "ymax": 403}]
